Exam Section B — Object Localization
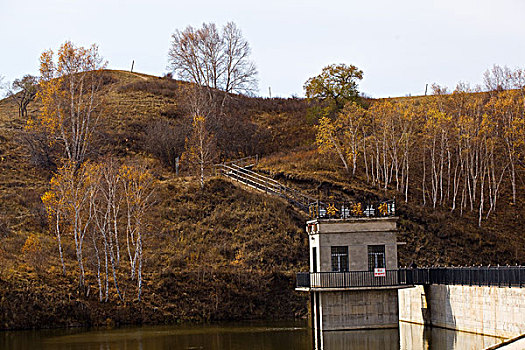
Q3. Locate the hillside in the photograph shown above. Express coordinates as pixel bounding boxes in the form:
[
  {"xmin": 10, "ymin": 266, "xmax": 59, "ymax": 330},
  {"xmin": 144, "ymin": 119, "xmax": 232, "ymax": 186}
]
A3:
[
  {"xmin": 0, "ymin": 70, "xmax": 524, "ymax": 330},
  {"xmin": 255, "ymin": 150, "xmax": 525, "ymax": 266},
  {"xmin": 0, "ymin": 70, "xmax": 313, "ymax": 329}
]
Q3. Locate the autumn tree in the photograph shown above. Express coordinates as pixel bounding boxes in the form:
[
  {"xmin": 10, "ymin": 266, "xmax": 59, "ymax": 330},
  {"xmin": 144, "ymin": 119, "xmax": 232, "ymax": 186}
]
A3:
[
  {"xmin": 340, "ymin": 102, "xmax": 367, "ymax": 175},
  {"xmin": 41, "ymin": 189, "xmax": 66, "ymax": 275},
  {"xmin": 42, "ymin": 161, "xmax": 94, "ymax": 288},
  {"xmin": 316, "ymin": 116, "xmax": 349, "ymax": 172},
  {"xmin": 88, "ymin": 160, "xmax": 123, "ymax": 301},
  {"xmin": 8, "ymin": 75, "xmax": 38, "ymax": 119},
  {"xmin": 304, "ymin": 63, "xmax": 363, "ymax": 114},
  {"xmin": 120, "ymin": 162, "xmax": 155, "ymax": 301},
  {"xmin": 484, "ymin": 65, "xmax": 514, "ymax": 93},
  {"xmin": 315, "ymin": 101, "xmax": 367, "ymax": 174},
  {"xmin": 43, "ymin": 159, "xmax": 155, "ymax": 300},
  {"xmin": 168, "ymin": 22, "xmax": 258, "ymax": 96},
  {"xmin": 35, "ymin": 41, "xmax": 107, "ymax": 166},
  {"xmin": 183, "ymin": 115, "xmax": 217, "ymax": 188},
  {"xmin": 485, "ymin": 90, "xmax": 523, "ymax": 205},
  {"xmin": 0, "ymin": 76, "xmax": 7, "ymax": 98},
  {"xmin": 315, "ymin": 65, "xmax": 525, "ymax": 226}
]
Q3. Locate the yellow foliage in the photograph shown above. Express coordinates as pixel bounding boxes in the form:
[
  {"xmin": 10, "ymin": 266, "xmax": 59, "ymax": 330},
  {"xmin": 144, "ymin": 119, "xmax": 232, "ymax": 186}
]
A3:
[
  {"xmin": 315, "ymin": 116, "xmax": 337, "ymax": 154},
  {"xmin": 21, "ymin": 234, "xmax": 42, "ymax": 256},
  {"xmin": 32, "ymin": 41, "xmax": 107, "ymax": 163},
  {"xmin": 231, "ymin": 249, "xmax": 244, "ymax": 266}
]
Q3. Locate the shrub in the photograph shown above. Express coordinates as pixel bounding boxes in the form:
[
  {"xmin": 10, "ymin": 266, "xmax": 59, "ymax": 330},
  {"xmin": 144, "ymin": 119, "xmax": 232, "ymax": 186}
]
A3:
[
  {"xmin": 21, "ymin": 234, "xmax": 45, "ymax": 272},
  {"xmin": 143, "ymin": 118, "xmax": 190, "ymax": 172}
]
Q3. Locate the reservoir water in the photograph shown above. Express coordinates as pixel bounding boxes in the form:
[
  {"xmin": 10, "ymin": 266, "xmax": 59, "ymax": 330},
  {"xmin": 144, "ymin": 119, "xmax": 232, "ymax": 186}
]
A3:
[{"xmin": 0, "ymin": 320, "xmax": 506, "ymax": 350}]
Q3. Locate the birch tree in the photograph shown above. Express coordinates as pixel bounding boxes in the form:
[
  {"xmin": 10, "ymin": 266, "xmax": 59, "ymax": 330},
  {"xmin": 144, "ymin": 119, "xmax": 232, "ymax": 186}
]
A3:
[
  {"xmin": 43, "ymin": 159, "xmax": 156, "ymax": 300},
  {"xmin": 41, "ymin": 190, "xmax": 66, "ymax": 275},
  {"xmin": 42, "ymin": 161, "xmax": 94, "ymax": 288},
  {"xmin": 89, "ymin": 160, "xmax": 124, "ymax": 301},
  {"xmin": 168, "ymin": 22, "xmax": 258, "ymax": 95},
  {"xmin": 120, "ymin": 163, "xmax": 155, "ymax": 301},
  {"xmin": 183, "ymin": 115, "xmax": 217, "ymax": 188},
  {"xmin": 35, "ymin": 41, "xmax": 107, "ymax": 166},
  {"xmin": 340, "ymin": 102, "xmax": 366, "ymax": 175},
  {"xmin": 316, "ymin": 116, "xmax": 349, "ymax": 173}
]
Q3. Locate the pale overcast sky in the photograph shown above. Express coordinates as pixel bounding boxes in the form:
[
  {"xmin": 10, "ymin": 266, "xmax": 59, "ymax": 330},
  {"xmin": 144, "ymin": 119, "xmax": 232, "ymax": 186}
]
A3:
[{"xmin": 1, "ymin": 0, "xmax": 524, "ymax": 98}]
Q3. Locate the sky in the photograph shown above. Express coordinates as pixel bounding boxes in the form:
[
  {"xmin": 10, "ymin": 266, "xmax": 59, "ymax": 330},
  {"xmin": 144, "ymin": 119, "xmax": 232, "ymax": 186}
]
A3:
[{"xmin": 1, "ymin": 0, "xmax": 525, "ymax": 98}]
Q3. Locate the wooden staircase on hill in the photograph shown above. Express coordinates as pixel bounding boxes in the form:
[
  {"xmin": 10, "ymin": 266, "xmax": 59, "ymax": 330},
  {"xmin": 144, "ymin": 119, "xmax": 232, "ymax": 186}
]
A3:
[
  {"xmin": 215, "ymin": 156, "xmax": 316, "ymax": 213},
  {"xmin": 215, "ymin": 156, "xmax": 396, "ymax": 219}
]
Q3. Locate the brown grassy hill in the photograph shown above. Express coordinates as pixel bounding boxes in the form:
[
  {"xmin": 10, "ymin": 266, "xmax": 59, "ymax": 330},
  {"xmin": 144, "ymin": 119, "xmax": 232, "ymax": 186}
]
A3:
[
  {"xmin": 0, "ymin": 69, "xmax": 524, "ymax": 329},
  {"xmin": 0, "ymin": 70, "xmax": 311, "ymax": 329},
  {"xmin": 255, "ymin": 149, "xmax": 525, "ymax": 266}
]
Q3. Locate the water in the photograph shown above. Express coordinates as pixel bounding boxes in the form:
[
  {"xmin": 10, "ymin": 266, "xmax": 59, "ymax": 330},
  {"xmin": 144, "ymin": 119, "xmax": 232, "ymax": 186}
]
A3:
[{"xmin": 0, "ymin": 321, "xmax": 506, "ymax": 350}]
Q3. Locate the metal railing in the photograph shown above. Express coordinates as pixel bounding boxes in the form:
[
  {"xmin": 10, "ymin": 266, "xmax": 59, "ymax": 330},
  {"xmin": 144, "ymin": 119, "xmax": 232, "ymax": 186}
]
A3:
[
  {"xmin": 296, "ymin": 270, "xmax": 407, "ymax": 289},
  {"xmin": 407, "ymin": 266, "xmax": 525, "ymax": 288},
  {"xmin": 216, "ymin": 156, "xmax": 396, "ymax": 218},
  {"xmin": 219, "ymin": 155, "xmax": 259, "ymax": 169},
  {"xmin": 216, "ymin": 160, "xmax": 316, "ymax": 212},
  {"xmin": 296, "ymin": 267, "xmax": 525, "ymax": 289}
]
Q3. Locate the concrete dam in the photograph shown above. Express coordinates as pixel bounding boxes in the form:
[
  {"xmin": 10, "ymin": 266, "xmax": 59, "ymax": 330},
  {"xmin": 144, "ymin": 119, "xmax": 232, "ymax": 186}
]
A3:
[
  {"xmin": 295, "ymin": 200, "xmax": 525, "ymax": 349},
  {"xmin": 215, "ymin": 159, "xmax": 525, "ymax": 348}
]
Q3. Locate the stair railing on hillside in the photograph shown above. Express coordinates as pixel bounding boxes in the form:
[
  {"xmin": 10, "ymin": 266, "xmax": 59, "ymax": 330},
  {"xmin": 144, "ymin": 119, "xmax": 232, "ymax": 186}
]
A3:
[
  {"xmin": 215, "ymin": 157, "xmax": 395, "ymax": 218},
  {"xmin": 215, "ymin": 157, "xmax": 316, "ymax": 212},
  {"xmin": 219, "ymin": 163, "xmax": 281, "ymax": 194},
  {"xmin": 220, "ymin": 155, "xmax": 259, "ymax": 169}
]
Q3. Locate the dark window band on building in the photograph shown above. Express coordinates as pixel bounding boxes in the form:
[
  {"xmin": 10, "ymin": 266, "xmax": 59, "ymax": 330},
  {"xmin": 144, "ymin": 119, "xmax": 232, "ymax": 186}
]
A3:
[{"xmin": 331, "ymin": 246, "xmax": 349, "ymax": 272}]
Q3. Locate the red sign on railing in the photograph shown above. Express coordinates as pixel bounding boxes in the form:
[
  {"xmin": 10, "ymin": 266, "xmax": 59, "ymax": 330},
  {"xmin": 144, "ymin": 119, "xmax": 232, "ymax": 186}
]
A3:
[{"xmin": 374, "ymin": 268, "xmax": 386, "ymax": 277}]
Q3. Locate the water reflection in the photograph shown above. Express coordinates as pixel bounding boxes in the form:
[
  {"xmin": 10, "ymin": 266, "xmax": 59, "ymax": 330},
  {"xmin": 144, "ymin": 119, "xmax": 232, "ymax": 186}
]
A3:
[
  {"xmin": 0, "ymin": 320, "xmax": 507, "ymax": 350},
  {"xmin": 399, "ymin": 321, "xmax": 505, "ymax": 350},
  {"xmin": 316, "ymin": 322, "xmax": 505, "ymax": 350},
  {"xmin": 320, "ymin": 328, "xmax": 399, "ymax": 350},
  {"xmin": 0, "ymin": 321, "xmax": 310, "ymax": 350}
]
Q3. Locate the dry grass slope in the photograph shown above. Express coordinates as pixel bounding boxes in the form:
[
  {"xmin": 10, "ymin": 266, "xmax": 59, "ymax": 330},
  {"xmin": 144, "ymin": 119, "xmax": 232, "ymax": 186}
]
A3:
[{"xmin": 1, "ymin": 69, "xmax": 524, "ymax": 330}]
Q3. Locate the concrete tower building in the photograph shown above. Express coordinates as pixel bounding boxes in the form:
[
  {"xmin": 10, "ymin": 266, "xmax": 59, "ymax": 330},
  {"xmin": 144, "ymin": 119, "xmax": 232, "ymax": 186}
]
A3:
[{"xmin": 296, "ymin": 200, "xmax": 408, "ymax": 349}]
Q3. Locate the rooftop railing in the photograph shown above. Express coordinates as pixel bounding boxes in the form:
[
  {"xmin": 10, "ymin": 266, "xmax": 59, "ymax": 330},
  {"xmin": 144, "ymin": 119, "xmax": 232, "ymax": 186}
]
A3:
[{"xmin": 307, "ymin": 199, "xmax": 396, "ymax": 220}]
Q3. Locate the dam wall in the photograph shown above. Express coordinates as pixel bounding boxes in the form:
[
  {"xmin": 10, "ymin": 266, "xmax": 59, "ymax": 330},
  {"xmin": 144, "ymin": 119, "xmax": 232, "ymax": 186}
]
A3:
[{"xmin": 399, "ymin": 284, "xmax": 525, "ymax": 338}]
